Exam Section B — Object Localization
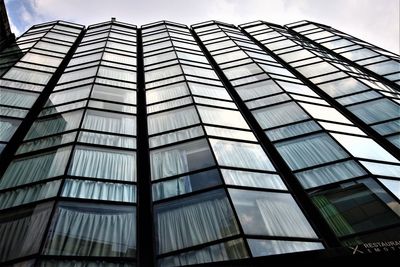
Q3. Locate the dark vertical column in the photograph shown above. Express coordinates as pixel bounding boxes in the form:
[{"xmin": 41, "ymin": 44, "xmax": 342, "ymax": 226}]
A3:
[
  {"xmin": 191, "ymin": 28, "xmax": 341, "ymax": 248},
  {"xmin": 0, "ymin": 28, "xmax": 86, "ymax": 176},
  {"xmin": 136, "ymin": 28, "xmax": 155, "ymax": 267},
  {"xmin": 286, "ymin": 26, "xmax": 400, "ymax": 92},
  {"xmin": 241, "ymin": 28, "xmax": 400, "ymax": 161}
]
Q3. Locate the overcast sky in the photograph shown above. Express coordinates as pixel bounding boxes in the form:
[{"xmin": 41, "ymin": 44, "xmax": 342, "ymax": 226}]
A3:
[{"xmin": 5, "ymin": 0, "xmax": 400, "ymax": 53}]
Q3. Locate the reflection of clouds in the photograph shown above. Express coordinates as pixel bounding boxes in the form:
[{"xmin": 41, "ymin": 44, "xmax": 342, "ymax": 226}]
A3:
[{"xmin": 4, "ymin": 0, "xmax": 399, "ymax": 53}]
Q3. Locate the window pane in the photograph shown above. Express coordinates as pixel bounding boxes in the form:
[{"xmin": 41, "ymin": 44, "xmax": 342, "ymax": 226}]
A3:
[
  {"xmin": 205, "ymin": 126, "xmax": 256, "ymax": 142},
  {"xmin": 154, "ymin": 190, "xmax": 239, "ymax": 254},
  {"xmin": 236, "ymin": 80, "xmax": 282, "ymax": 101},
  {"xmin": 0, "ymin": 117, "xmax": 21, "ymax": 141},
  {"xmin": 152, "ymin": 169, "xmax": 221, "ymax": 200},
  {"xmin": 379, "ymin": 178, "xmax": 400, "ymax": 199},
  {"xmin": 248, "ymin": 239, "xmax": 323, "ymax": 257},
  {"xmin": 348, "ymin": 98, "xmax": 399, "ymax": 124},
  {"xmin": 0, "ymin": 147, "xmax": 71, "ymax": 189},
  {"xmin": 148, "ymin": 106, "xmax": 199, "ymax": 135},
  {"xmin": 276, "ymin": 133, "xmax": 348, "ymax": 170},
  {"xmin": 26, "ymin": 110, "xmax": 83, "ymax": 140},
  {"xmin": 210, "ymin": 139, "xmax": 275, "ymax": 171},
  {"xmin": 296, "ymin": 160, "xmax": 367, "ymax": 189},
  {"xmin": 311, "ymin": 178, "xmax": 400, "ymax": 237},
  {"xmin": 253, "ymin": 102, "xmax": 309, "ymax": 129},
  {"xmin": 46, "ymin": 86, "xmax": 91, "ymax": 106},
  {"xmin": 3, "ymin": 67, "xmax": 51, "ymax": 84},
  {"xmin": 0, "ymin": 202, "xmax": 53, "ymax": 262},
  {"xmin": 230, "ymin": 189, "xmax": 317, "ymax": 238},
  {"xmin": 146, "ymin": 83, "xmax": 189, "ymax": 104},
  {"xmin": 265, "ymin": 120, "xmax": 321, "ymax": 141},
  {"xmin": 297, "ymin": 62, "xmax": 338, "ymax": 77},
  {"xmin": 78, "ymin": 131, "xmax": 136, "ymax": 149},
  {"xmin": 21, "ymin": 53, "xmax": 62, "ymax": 67},
  {"xmin": 83, "ymin": 110, "xmax": 136, "ymax": 135},
  {"xmin": 318, "ymin": 78, "xmax": 368, "ymax": 97},
  {"xmin": 332, "ymin": 133, "xmax": 398, "ymax": 162},
  {"xmin": 150, "ymin": 139, "xmax": 215, "ymax": 180},
  {"xmin": 149, "ymin": 126, "xmax": 204, "ymax": 148},
  {"xmin": 300, "ymin": 103, "xmax": 352, "ymax": 124},
  {"xmin": 188, "ymin": 83, "xmax": 231, "ymax": 100},
  {"xmin": 62, "ymin": 179, "xmax": 136, "ymax": 203},
  {"xmin": 17, "ymin": 132, "xmax": 77, "ymax": 154},
  {"xmin": 221, "ymin": 169, "xmax": 286, "ymax": 190},
  {"xmin": 0, "ymin": 88, "xmax": 37, "ymax": 108},
  {"xmin": 0, "ymin": 181, "xmax": 60, "ymax": 210},
  {"xmin": 159, "ymin": 239, "xmax": 248, "ymax": 266},
  {"xmin": 44, "ymin": 202, "xmax": 136, "ymax": 257},
  {"xmin": 145, "ymin": 65, "xmax": 181, "ymax": 81},
  {"xmin": 91, "ymin": 84, "xmax": 136, "ymax": 105},
  {"xmin": 98, "ymin": 66, "xmax": 136, "ymax": 83},
  {"xmin": 69, "ymin": 146, "xmax": 136, "ymax": 181},
  {"xmin": 197, "ymin": 106, "xmax": 249, "ymax": 129}
]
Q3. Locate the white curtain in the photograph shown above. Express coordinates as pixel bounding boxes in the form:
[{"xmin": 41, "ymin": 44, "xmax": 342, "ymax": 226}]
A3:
[
  {"xmin": 83, "ymin": 110, "xmax": 136, "ymax": 135},
  {"xmin": 0, "ymin": 120, "xmax": 18, "ymax": 142},
  {"xmin": 146, "ymin": 83, "xmax": 189, "ymax": 104},
  {"xmin": 26, "ymin": 110, "xmax": 83, "ymax": 140},
  {"xmin": 69, "ymin": 146, "xmax": 136, "ymax": 181},
  {"xmin": 18, "ymin": 132, "xmax": 76, "ymax": 154},
  {"xmin": 156, "ymin": 193, "xmax": 239, "ymax": 254},
  {"xmin": 348, "ymin": 98, "xmax": 399, "ymax": 124},
  {"xmin": 0, "ymin": 147, "xmax": 71, "ymax": 189},
  {"xmin": 188, "ymin": 83, "xmax": 231, "ymax": 100},
  {"xmin": 256, "ymin": 196, "xmax": 316, "ymax": 238},
  {"xmin": 210, "ymin": 139, "xmax": 275, "ymax": 171},
  {"xmin": 147, "ymin": 106, "xmax": 199, "ymax": 135},
  {"xmin": 296, "ymin": 160, "xmax": 367, "ymax": 189},
  {"xmin": 62, "ymin": 179, "xmax": 136, "ymax": 203},
  {"xmin": 265, "ymin": 120, "xmax": 321, "ymax": 141},
  {"xmin": 0, "ymin": 180, "xmax": 60, "ymax": 210},
  {"xmin": 276, "ymin": 133, "xmax": 348, "ymax": 170},
  {"xmin": 0, "ymin": 88, "xmax": 37, "ymax": 108},
  {"xmin": 149, "ymin": 126, "xmax": 203, "ymax": 148},
  {"xmin": 97, "ymin": 66, "xmax": 136, "ymax": 83},
  {"xmin": 151, "ymin": 149, "xmax": 189, "ymax": 180},
  {"xmin": 78, "ymin": 132, "xmax": 135, "ymax": 149},
  {"xmin": 39, "ymin": 260, "xmax": 134, "ymax": 267},
  {"xmin": 252, "ymin": 102, "xmax": 309, "ymax": 129},
  {"xmin": 0, "ymin": 204, "xmax": 52, "ymax": 262},
  {"xmin": 159, "ymin": 239, "xmax": 247, "ymax": 267},
  {"xmin": 221, "ymin": 169, "xmax": 286, "ymax": 190},
  {"xmin": 44, "ymin": 206, "xmax": 136, "ymax": 257},
  {"xmin": 152, "ymin": 176, "xmax": 192, "ymax": 200}
]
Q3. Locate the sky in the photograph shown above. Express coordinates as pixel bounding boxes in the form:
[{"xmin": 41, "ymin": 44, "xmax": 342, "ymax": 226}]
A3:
[{"xmin": 4, "ymin": 0, "xmax": 400, "ymax": 53}]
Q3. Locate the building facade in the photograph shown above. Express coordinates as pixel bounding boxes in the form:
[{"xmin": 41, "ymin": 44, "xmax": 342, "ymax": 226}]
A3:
[{"xmin": 0, "ymin": 19, "xmax": 399, "ymax": 267}]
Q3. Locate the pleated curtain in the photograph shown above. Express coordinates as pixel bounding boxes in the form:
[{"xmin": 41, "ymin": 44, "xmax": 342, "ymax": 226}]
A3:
[
  {"xmin": 44, "ymin": 207, "xmax": 136, "ymax": 257},
  {"xmin": 62, "ymin": 179, "xmax": 136, "ymax": 203},
  {"xmin": 276, "ymin": 133, "xmax": 348, "ymax": 170},
  {"xmin": 156, "ymin": 194, "xmax": 239, "ymax": 254},
  {"xmin": 69, "ymin": 147, "xmax": 136, "ymax": 181},
  {"xmin": 0, "ymin": 205, "xmax": 52, "ymax": 262}
]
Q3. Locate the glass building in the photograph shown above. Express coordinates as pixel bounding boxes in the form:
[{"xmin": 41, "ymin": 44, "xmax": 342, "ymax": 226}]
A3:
[{"xmin": 0, "ymin": 18, "xmax": 399, "ymax": 266}]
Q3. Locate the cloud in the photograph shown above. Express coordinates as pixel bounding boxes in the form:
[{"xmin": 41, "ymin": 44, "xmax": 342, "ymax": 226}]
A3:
[{"xmin": 4, "ymin": 0, "xmax": 399, "ymax": 53}]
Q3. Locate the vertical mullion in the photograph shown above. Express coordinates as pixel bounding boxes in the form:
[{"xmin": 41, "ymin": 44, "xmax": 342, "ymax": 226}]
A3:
[{"xmin": 136, "ymin": 28, "xmax": 155, "ymax": 267}]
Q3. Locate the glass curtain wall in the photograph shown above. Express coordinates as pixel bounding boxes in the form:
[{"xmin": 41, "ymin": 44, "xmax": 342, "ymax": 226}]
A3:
[
  {"xmin": 242, "ymin": 22, "xmax": 400, "ymax": 149},
  {"xmin": 143, "ymin": 21, "xmax": 322, "ymax": 266},
  {"xmin": 0, "ymin": 20, "xmax": 138, "ymax": 266},
  {"xmin": 212, "ymin": 21, "xmax": 400, "ymax": 245},
  {"xmin": 0, "ymin": 21, "xmax": 83, "ymax": 154},
  {"xmin": 288, "ymin": 21, "xmax": 400, "ymax": 85}
]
